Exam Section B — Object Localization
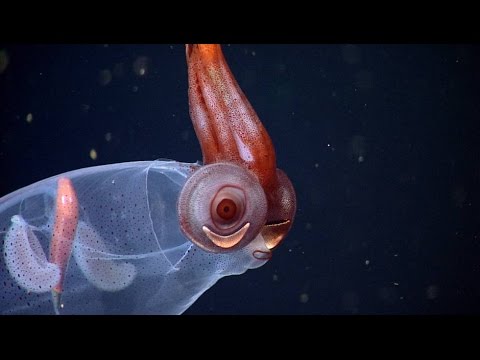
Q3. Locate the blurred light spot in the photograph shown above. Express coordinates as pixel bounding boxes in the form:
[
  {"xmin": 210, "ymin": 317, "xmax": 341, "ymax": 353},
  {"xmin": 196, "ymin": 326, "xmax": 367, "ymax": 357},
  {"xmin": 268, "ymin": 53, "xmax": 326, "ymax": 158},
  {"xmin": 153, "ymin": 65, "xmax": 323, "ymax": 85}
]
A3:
[
  {"xmin": 426, "ymin": 285, "xmax": 439, "ymax": 300},
  {"xmin": 133, "ymin": 56, "xmax": 150, "ymax": 77},
  {"xmin": 26, "ymin": 113, "xmax": 33, "ymax": 123},
  {"xmin": 132, "ymin": 85, "xmax": 139, "ymax": 92},
  {"xmin": 0, "ymin": 49, "xmax": 9, "ymax": 74},
  {"xmin": 305, "ymin": 223, "xmax": 312, "ymax": 231},
  {"xmin": 365, "ymin": 259, "xmax": 370, "ymax": 265},
  {"xmin": 314, "ymin": 163, "xmax": 319, "ymax": 168},
  {"xmin": 81, "ymin": 104, "xmax": 90, "ymax": 113},
  {"xmin": 251, "ymin": 51, "xmax": 256, "ymax": 56},
  {"xmin": 272, "ymin": 274, "xmax": 278, "ymax": 282},
  {"xmin": 394, "ymin": 282, "xmax": 399, "ymax": 286},
  {"xmin": 89, "ymin": 149, "xmax": 97, "ymax": 160},
  {"xmin": 105, "ymin": 132, "xmax": 112, "ymax": 142},
  {"xmin": 342, "ymin": 44, "xmax": 361, "ymax": 65},
  {"xmin": 350, "ymin": 135, "xmax": 367, "ymax": 162},
  {"xmin": 299, "ymin": 293, "xmax": 309, "ymax": 303},
  {"xmin": 98, "ymin": 69, "xmax": 112, "ymax": 86}
]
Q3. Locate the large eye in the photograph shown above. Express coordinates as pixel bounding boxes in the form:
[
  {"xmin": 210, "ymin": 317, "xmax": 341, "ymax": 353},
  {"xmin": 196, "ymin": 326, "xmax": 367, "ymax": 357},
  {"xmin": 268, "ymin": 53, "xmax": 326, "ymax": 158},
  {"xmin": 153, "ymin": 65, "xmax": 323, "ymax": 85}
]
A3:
[
  {"xmin": 177, "ymin": 163, "xmax": 267, "ymax": 253},
  {"xmin": 262, "ymin": 169, "xmax": 296, "ymax": 250}
]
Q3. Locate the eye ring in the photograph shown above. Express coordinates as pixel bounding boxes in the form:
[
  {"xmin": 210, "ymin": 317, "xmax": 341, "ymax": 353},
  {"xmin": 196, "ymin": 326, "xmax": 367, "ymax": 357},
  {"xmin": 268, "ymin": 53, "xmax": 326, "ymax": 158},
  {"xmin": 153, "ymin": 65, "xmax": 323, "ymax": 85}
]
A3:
[{"xmin": 177, "ymin": 162, "xmax": 267, "ymax": 253}]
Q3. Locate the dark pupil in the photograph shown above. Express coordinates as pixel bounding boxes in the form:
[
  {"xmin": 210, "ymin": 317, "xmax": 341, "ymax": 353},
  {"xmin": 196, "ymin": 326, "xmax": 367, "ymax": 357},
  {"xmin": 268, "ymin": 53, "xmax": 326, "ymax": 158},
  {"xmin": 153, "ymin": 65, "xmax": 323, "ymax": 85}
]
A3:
[{"xmin": 217, "ymin": 199, "xmax": 237, "ymax": 220}]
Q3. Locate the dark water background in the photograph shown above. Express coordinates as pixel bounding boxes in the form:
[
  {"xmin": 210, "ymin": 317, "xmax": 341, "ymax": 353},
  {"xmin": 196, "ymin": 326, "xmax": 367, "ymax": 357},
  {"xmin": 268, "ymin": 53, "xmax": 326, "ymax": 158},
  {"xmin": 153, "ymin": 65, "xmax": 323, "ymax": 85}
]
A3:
[{"xmin": 0, "ymin": 44, "xmax": 478, "ymax": 314}]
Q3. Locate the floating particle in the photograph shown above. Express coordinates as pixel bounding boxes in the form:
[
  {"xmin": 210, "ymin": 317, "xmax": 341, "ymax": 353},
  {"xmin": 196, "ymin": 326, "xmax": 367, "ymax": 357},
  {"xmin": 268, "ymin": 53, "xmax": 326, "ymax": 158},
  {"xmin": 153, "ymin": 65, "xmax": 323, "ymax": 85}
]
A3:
[
  {"xmin": 105, "ymin": 132, "xmax": 112, "ymax": 142},
  {"xmin": 89, "ymin": 149, "xmax": 97, "ymax": 160},
  {"xmin": 26, "ymin": 113, "xmax": 33, "ymax": 123},
  {"xmin": 133, "ymin": 56, "xmax": 150, "ymax": 77},
  {"xmin": 299, "ymin": 293, "xmax": 309, "ymax": 303},
  {"xmin": 98, "ymin": 69, "xmax": 112, "ymax": 86},
  {"xmin": 272, "ymin": 274, "xmax": 278, "ymax": 282},
  {"xmin": 350, "ymin": 135, "xmax": 367, "ymax": 162},
  {"xmin": 365, "ymin": 259, "xmax": 370, "ymax": 266}
]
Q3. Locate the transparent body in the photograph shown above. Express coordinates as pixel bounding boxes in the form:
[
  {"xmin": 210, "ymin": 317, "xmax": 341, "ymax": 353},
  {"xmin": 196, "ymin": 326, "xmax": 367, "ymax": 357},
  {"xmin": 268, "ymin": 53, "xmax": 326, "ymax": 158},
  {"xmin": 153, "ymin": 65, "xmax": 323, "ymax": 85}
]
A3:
[{"xmin": 0, "ymin": 160, "xmax": 268, "ymax": 314}]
